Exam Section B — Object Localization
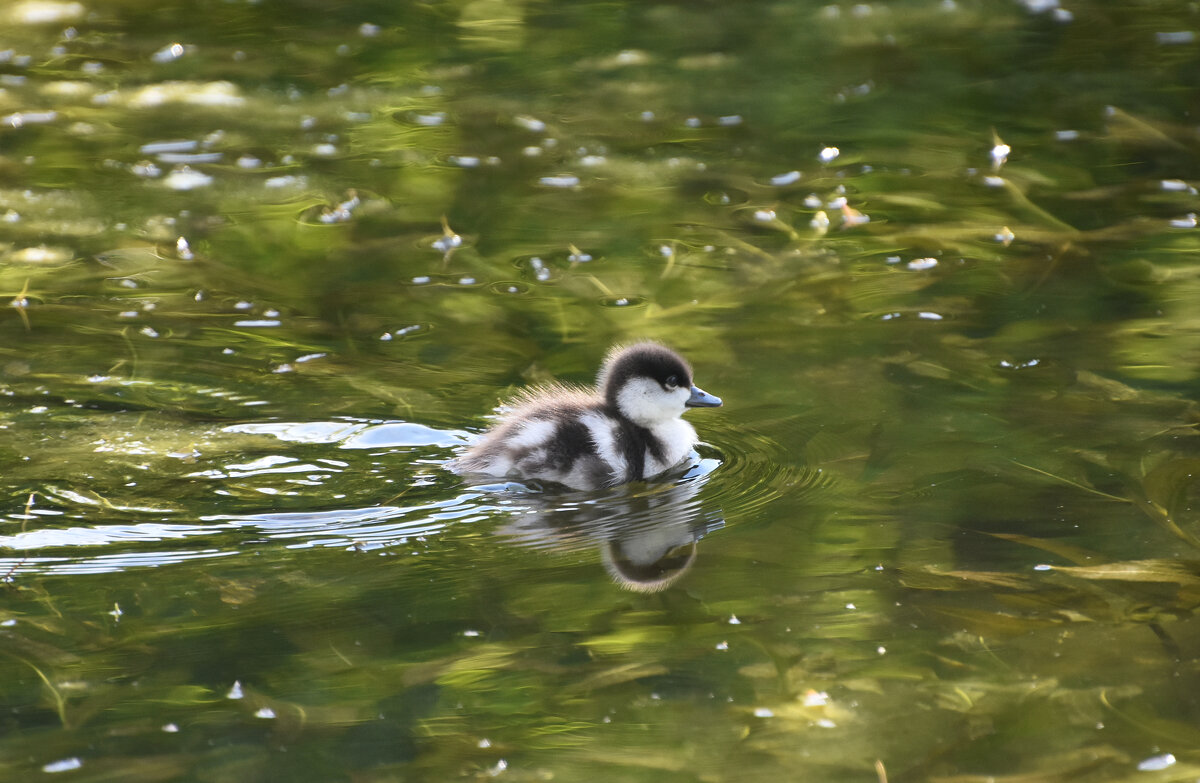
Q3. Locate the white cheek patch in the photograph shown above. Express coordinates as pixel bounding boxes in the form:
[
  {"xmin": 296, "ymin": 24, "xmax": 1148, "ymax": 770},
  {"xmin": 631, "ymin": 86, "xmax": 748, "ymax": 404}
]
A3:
[
  {"xmin": 617, "ymin": 378, "xmax": 688, "ymax": 426},
  {"xmin": 670, "ymin": 385, "xmax": 690, "ymax": 408}
]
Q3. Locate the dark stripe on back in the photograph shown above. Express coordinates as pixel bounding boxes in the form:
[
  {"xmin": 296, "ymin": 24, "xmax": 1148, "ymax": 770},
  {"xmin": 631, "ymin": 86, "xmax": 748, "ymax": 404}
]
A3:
[{"xmin": 544, "ymin": 415, "xmax": 595, "ymax": 475}]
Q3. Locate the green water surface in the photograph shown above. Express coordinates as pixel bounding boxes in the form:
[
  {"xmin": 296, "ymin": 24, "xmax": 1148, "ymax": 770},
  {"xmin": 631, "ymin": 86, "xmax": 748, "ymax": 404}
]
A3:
[{"xmin": 3, "ymin": 0, "xmax": 1200, "ymax": 780}]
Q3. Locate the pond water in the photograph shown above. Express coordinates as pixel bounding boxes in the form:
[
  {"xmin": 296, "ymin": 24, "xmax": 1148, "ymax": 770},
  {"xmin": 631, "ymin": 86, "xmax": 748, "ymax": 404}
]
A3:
[{"xmin": 3, "ymin": 0, "xmax": 1200, "ymax": 780}]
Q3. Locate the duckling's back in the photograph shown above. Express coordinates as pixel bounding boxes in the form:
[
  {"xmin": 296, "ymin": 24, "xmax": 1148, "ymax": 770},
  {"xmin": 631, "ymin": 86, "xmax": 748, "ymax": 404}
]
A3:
[{"xmin": 452, "ymin": 386, "xmax": 621, "ymax": 489}]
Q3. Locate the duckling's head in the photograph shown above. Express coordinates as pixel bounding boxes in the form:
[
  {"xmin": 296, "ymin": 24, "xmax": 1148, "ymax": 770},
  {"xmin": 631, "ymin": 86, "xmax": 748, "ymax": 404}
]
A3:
[{"xmin": 598, "ymin": 342, "xmax": 722, "ymax": 427}]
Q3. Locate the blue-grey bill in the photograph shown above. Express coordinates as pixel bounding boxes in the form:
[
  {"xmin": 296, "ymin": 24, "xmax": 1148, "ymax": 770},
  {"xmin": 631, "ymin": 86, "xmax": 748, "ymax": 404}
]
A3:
[{"xmin": 686, "ymin": 385, "xmax": 722, "ymax": 407}]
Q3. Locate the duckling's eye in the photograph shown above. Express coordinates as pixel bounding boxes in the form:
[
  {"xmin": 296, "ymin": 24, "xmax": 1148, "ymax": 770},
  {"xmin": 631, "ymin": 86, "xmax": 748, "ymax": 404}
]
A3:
[{"xmin": 664, "ymin": 375, "xmax": 679, "ymax": 389}]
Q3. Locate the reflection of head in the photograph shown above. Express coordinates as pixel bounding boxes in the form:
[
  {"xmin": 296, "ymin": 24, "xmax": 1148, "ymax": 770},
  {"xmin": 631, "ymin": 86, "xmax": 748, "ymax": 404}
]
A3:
[{"xmin": 602, "ymin": 537, "xmax": 696, "ymax": 593}]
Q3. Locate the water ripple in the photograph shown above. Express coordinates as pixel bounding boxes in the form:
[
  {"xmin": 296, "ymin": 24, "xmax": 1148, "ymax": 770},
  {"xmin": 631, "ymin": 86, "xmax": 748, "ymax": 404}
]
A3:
[
  {"xmin": 0, "ymin": 413, "xmax": 813, "ymax": 583},
  {"xmin": 698, "ymin": 414, "xmax": 828, "ymax": 522}
]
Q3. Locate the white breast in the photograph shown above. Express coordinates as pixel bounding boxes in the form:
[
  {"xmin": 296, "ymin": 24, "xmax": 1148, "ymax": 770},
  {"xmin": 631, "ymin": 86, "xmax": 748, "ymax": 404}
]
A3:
[{"xmin": 644, "ymin": 419, "xmax": 698, "ymax": 476}]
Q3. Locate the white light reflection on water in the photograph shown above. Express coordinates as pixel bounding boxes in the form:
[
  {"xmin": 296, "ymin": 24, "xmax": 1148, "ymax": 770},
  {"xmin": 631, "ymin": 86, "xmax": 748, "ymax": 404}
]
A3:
[
  {"xmin": 224, "ymin": 419, "xmax": 471, "ymax": 449},
  {"xmin": 0, "ymin": 420, "xmax": 731, "ymax": 584},
  {"xmin": 203, "ymin": 492, "xmax": 498, "ymax": 549},
  {"xmin": 0, "ymin": 521, "xmax": 238, "ymax": 553},
  {"xmin": 0, "ymin": 419, "xmax": 478, "ymax": 574},
  {"xmin": 0, "ymin": 492, "xmax": 501, "ymax": 573},
  {"xmin": 0, "ymin": 548, "xmax": 234, "ymax": 576},
  {"xmin": 9, "ymin": 1, "xmax": 85, "ymax": 25}
]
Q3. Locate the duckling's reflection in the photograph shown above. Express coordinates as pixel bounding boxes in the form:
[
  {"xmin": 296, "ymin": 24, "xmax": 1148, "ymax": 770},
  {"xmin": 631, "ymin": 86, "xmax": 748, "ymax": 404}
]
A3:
[{"xmin": 482, "ymin": 457, "xmax": 723, "ymax": 592}]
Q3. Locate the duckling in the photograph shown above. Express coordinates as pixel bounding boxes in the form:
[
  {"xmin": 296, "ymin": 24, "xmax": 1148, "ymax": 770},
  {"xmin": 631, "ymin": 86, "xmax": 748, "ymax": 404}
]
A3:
[{"xmin": 451, "ymin": 342, "xmax": 722, "ymax": 490}]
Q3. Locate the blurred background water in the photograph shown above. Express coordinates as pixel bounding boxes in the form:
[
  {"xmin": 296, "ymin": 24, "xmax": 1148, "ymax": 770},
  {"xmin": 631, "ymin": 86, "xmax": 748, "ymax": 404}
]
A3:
[{"xmin": 2, "ymin": 0, "xmax": 1200, "ymax": 780}]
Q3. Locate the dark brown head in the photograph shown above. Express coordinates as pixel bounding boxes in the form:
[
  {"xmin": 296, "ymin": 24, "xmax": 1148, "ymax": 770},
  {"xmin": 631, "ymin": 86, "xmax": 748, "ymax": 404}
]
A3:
[{"xmin": 597, "ymin": 342, "xmax": 721, "ymax": 426}]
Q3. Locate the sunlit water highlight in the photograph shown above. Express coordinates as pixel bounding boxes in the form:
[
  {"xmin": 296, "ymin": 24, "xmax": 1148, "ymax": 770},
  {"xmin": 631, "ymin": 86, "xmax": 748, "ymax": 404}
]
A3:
[{"xmin": 0, "ymin": 418, "xmax": 764, "ymax": 590}]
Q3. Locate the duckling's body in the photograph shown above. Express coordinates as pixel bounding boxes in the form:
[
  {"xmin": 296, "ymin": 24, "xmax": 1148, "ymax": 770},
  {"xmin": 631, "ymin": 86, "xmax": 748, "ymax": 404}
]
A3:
[{"xmin": 451, "ymin": 342, "xmax": 721, "ymax": 490}]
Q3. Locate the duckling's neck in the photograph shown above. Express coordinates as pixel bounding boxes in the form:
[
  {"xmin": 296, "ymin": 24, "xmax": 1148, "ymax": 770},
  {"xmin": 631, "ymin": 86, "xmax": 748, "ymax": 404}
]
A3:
[
  {"xmin": 604, "ymin": 403, "xmax": 697, "ymax": 481},
  {"xmin": 607, "ymin": 413, "xmax": 662, "ymax": 482}
]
